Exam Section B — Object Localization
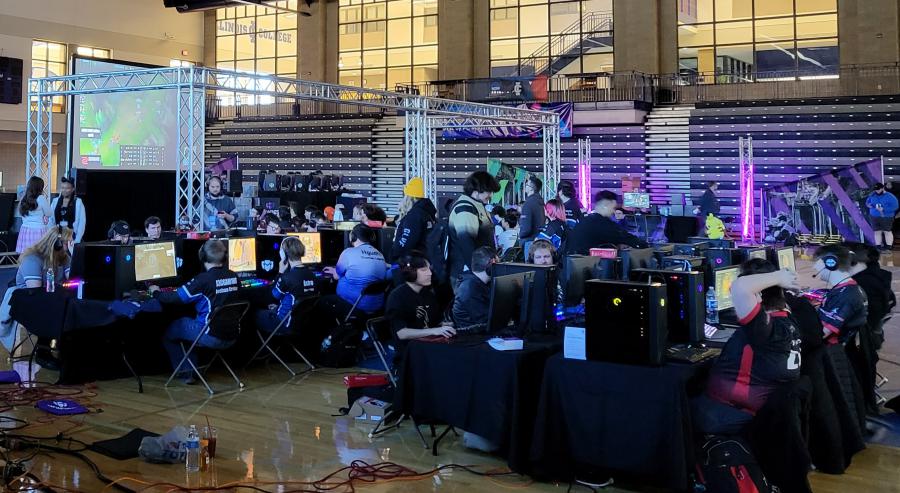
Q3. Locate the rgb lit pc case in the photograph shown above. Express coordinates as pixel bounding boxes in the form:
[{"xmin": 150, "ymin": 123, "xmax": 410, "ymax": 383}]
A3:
[
  {"xmin": 584, "ymin": 280, "xmax": 667, "ymax": 366},
  {"xmin": 629, "ymin": 269, "xmax": 705, "ymax": 344},
  {"xmin": 71, "ymin": 243, "xmax": 136, "ymax": 300}
]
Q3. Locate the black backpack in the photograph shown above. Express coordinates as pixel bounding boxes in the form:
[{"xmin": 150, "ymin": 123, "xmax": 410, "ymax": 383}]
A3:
[
  {"xmin": 695, "ymin": 437, "xmax": 778, "ymax": 493},
  {"xmin": 319, "ymin": 323, "xmax": 363, "ymax": 368},
  {"xmin": 425, "ymin": 216, "xmax": 451, "ymax": 284}
]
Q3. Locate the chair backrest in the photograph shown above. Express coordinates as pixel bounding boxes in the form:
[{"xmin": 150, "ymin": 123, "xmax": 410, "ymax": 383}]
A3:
[
  {"xmin": 287, "ymin": 295, "xmax": 320, "ymax": 331},
  {"xmin": 361, "ymin": 280, "xmax": 392, "ymax": 296},
  {"xmin": 207, "ymin": 301, "xmax": 250, "ymax": 341},
  {"xmin": 366, "ymin": 315, "xmax": 392, "ymax": 343}
]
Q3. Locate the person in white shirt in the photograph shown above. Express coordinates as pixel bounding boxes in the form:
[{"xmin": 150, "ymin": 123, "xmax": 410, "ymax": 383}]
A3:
[
  {"xmin": 49, "ymin": 177, "xmax": 86, "ymax": 243},
  {"xmin": 496, "ymin": 209, "xmax": 520, "ymax": 255},
  {"xmin": 16, "ymin": 176, "xmax": 52, "ymax": 253}
]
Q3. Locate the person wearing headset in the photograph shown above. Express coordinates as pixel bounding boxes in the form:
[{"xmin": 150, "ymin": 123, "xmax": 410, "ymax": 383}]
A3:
[
  {"xmin": 149, "ymin": 239, "xmax": 239, "ymax": 383},
  {"xmin": 386, "ymin": 252, "xmax": 455, "ymax": 358},
  {"xmin": 451, "ymin": 246, "xmax": 498, "ymax": 329},
  {"xmin": 812, "ymin": 245, "xmax": 869, "ymax": 345},
  {"xmin": 108, "ymin": 220, "xmax": 132, "ymax": 245},
  {"xmin": 695, "ymin": 258, "xmax": 802, "ymax": 434},
  {"xmin": 320, "ymin": 224, "xmax": 389, "ymax": 321},
  {"xmin": 4, "ymin": 226, "xmax": 75, "ymax": 370},
  {"xmin": 255, "ymin": 236, "xmax": 318, "ymax": 335},
  {"xmin": 203, "ymin": 176, "xmax": 238, "ymax": 231},
  {"xmin": 49, "ymin": 177, "xmax": 86, "ymax": 243},
  {"xmin": 529, "ymin": 239, "xmax": 557, "ymax": 266}
]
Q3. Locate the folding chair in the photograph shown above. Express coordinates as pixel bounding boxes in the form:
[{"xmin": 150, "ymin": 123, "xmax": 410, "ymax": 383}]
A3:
[
  {"xmin": 245, "ymin": 296, "xmax": 319, "ymax": 376},
  {"xmin": 165, "ymin": 301, "xmax": 250, "ymax": 395},
  {"xmin": 341, "ymin": 280, "xmax": 392, "ymax": 326},
  {"xmin": 363, "ymin": 316, "xmax": 396, "ymax": 387}
]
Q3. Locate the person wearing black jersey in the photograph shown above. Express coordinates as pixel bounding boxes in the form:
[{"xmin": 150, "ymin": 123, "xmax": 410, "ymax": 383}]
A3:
[
  {"xmin": 812, "ymin": 245, "xmax": 868, "ymax": 345},
  {"xmin": 451, "ymin": 246, "xmax": 497, "ymax": 329},
  {"xmin": 567, "ymin": 191, "xmax": 648, "ymax": 254},
  {"xmin": 255, "ymin": 236, "xmax": 318, "ymax": 335},
  {"xmin": 695, "ymin": 259, "xmax": 802, "ymax": 434},
  {"xmin": 385, "ymin": 252, "xmax": 454, "ymax": 364},
  {"xmin": 557, "ymin": 180, "xmax": 583, "ymax": 226},
  {"xmin": 150, "ymin": 239, "xmax": 239, "ymax": 383}
]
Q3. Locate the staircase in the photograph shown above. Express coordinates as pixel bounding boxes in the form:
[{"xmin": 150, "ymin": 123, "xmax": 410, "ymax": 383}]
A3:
[
  {"xmin": 370, "ymin": 116, "xmax": 406, "ymax": 217},
  {"xmin": 204, "ymin": 121, "xmax": 226, "ymax": 168},
  {"xmin": 520, "ymin": 12, "xmax": 613, "ymax": 76},
  {"xmin": 644, "ymin": 105, "xmax": 695, "ymax": 206}
]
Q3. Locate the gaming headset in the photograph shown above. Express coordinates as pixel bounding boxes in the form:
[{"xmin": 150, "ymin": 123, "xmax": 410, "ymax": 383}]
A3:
[
  {"xmin": 821, "ymin": 253, "xmax": 839, "ymax": 272},
  {"xmin": 107, "ymin": 221, "xmax": 129, "ymax": 241}
]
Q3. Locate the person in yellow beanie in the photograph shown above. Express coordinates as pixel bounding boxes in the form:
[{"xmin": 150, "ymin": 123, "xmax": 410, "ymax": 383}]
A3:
[{"xmin": 392, "ymin": 177, "xmax": 436, "ymax": 262}]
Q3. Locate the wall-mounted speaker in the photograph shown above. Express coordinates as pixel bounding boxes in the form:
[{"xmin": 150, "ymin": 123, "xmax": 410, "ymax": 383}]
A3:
[{"xmin": 0, "ymin": 57, "xmax": 23, "ymax": 105}]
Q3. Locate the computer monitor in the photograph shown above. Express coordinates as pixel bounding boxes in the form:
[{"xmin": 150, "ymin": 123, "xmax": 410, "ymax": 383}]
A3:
[
  {"xmin": 562, "ymin": 255, "xmax": 601, "ymax": 306},
  {"xmin": 714, "ymin": 266, "xmax": 740, "ymax": 311},
  {"xmin": 318, "ymin": 229, "xmax": 350, "ymax": 265},
  {"xmin": 619, "ymin": 247, "xmax": 657, "ymax": 279},
  {"xmin": 228, "ymin": 237, "xmax": 257, "ymax": 273},
  {"xmin": 288, "ymin": 232, "xmax": 323, "ymax": 264},
  {"xmin": 748, "ymin": 249, "xmax": 767, "ymax": 261},
  {"xmin": 776, "ymin": 247, "xmax": 795, "ymax": 272},
  {"xmin": 134, "ymin": 241, "xmax": 177, "ymax": 282},
  {"xmin": 487, "ymin": 271, "xmax": 534, "ymax": 334},
  {"xmin": 335, "ymin": 221, "xmax": 357, "ymax": 231},
  {"xmin": 493, "ymin": 263, "xmax": 558, "ymax": 334},
  {"xmin": 623, "ymin": 192, "xmax": 650, "ymax": 209}
]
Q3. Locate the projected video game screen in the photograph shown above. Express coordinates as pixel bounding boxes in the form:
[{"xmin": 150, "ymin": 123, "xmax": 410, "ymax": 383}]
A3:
[{"xmin": 72, "ymin": 58, "xmax": 178, "ymax": 170}]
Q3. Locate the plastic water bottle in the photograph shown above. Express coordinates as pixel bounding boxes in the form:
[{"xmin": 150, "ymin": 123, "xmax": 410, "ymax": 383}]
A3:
[
  {"xmin": 45, "ymin": 268, "xmax": 55, "ymax": 293},
  {"xmin": 185, "ymin": 425, "xmax": 200, "ymax": 472},
  {"xmin": 706, "ymin": 287, "xmax": 719, "ymax": 325}
]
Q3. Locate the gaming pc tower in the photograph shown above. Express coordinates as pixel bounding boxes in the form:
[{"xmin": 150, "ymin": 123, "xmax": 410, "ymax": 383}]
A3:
[
  {"xmin": 71, "ymin": 243, "xmax": 136, "ymax": 300},
  {"xmin": 629, "ymin": 269, "xmax": 705, "ymax": 344},
  {"xmin": 584, "ymin": 280, "xmax": 668, "ymax": 366}
]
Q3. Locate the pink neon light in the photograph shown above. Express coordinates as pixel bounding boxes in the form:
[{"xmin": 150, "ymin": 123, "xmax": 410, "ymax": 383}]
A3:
[
  {"xmin": 740, "ymin": 157, "xmax": 755, "ymax": 240},
  {"xmin": 578, "ymin": 163, "xmax": 591, "ymax": 210}
]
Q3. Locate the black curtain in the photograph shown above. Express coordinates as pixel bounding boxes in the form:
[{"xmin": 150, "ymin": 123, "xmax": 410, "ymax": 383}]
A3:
[{"xmin": 78, "ymin": 170, "xmax": 176, "ymax": 242}]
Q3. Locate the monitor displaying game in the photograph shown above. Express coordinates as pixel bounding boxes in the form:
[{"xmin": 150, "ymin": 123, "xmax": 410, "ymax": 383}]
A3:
[
  {"xmin": 228, "ymin": 238, "xmax": 257, "ymax": 273},
  {"xmin": 334, "ymin": 221, "xmax": 357, "ymax": 231},
  {"xmin": 623, "ymin": 192, "xmax": 650, "ymax": 209},
  {"xmin": 72, "ymin": 57, "xmax": 178, "ymax": 170},
  {"xmin": 777, "ymin": 247, "xmax": 796, "ymax": 272},
  {"xmin": 748, "ymin": 249, "xmax": 768, "ymax": 260},
  {"xmin": 288, "ymin": 232, "xmax": 323, "ymax": 264},
  {"xmin": 134, "ymin": 241, "xmax": 177, "ymax": 282},
  {"xmin": 714, "ymin": 266, "xmax": 740, "ymax": 311}
]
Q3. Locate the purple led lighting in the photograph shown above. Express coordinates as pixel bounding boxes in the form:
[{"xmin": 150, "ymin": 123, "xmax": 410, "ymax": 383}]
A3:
[{"xmin": 578, "ymin": 163, "xmax": 591, "ymax": 210}]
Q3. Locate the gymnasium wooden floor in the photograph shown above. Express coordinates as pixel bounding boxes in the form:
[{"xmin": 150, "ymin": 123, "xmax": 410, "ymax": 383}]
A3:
[{"xmin": 2, "ymin": 253, "xmax": 899, "ymax": 492}]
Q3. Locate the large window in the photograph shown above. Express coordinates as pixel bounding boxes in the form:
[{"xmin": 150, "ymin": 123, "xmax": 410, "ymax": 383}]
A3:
[
  {"xmin": 216, "ymin": 1, "xmax": 298, "ymax": 104},
  {"xmin": 338, "ymin": 0, "xmax": 438, "ymax": 90},
  {"xmin": 75, "ymin": 46, "xmax": 110, "ymax": 59},
  {"xmin": 677, "ymin": 0, "xmax": 838, "ymax": 79},
  {"xmin": 489, "ymin": 0, "xmax": 613, "ymax": 78},
  {"xmin": 31, "ymin": 40, "xmax": 67, "ymax": 112}
]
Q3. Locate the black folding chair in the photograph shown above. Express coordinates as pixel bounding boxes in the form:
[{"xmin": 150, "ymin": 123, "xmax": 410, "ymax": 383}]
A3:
[
  {"xmin": 165, "ymin": 301, "xmax": 250, "ymax": 395},
  {"xmin": 245, "ymin": 296, "xmax": 319, "ymax": 376},
  {"xmin": 341, "ymin": 280, "xmax": 392, "ymax": 326},
  {"xmin": 363, "ymin": 316, "xmax": 396, "ymax": 387}
]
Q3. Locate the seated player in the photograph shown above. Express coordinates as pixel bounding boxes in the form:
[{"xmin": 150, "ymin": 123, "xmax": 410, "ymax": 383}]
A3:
[
  {"xmin": 844, "ymin": 242, "xmax": 894, "ymax": 348},
  {"xmin": 107, "ymin": 220, "xmax": 132, "ymax": 245},
  {"xmin": 263, "ymin": 213, "xmax": 282, "ymax": 235},
  {"xmin": 320, "ymin": 224, "xmax": 389, "ymax": 321},
  {"xmin": 451, "ymin": 246, "xmax": 497, "ymax": 329},
  {"xmin": 5, "ymin": 227, "xmax": 75, "ymax": 370},
  {"xmin": 255, "ymin": 236, "xmax": 318, "ymax": 334},
  {"xmin": 386, "ymin": 252, "xmax": 455, "ymax": 362},
  {"xmin": 812, "ymin": 245, "xmax": 869, "ymax": 345},
  {"xmin": 144, "ymin": 216, "xmax": 163, "ymax": 241},
  {"xmin": 528, "ymin": 239, "xmax": 557, "ymax": 266},
  {"xmin": 150, "ymin": 239, "xmax": 239, "ymax": 383},
  {"xmin": 496, "ymin": 209, "xmax": 520, "ymax": 255},
  {"xmin": 695, "ymin": 259, "xmax": 802, "ymax": 434},
  {"xmin": 306, "ymin": 211, "xmax": 329, "ymax": 232}
]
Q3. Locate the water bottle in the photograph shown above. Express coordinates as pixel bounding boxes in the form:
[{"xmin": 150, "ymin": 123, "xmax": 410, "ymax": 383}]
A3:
[
  {"xmin": 321, "ymin": 335, "xmax": 332, "ymax": 353},
  {"xmin": 45, "ymin": 268, "xmax": 55, "ymax": 293},
  {"xmin": 705, "ymin": 287, "xmax": 719, "ymax": 325},
  {"xmin": 185, "ymin": 425, "xmax": 200, "ymax": 472}
]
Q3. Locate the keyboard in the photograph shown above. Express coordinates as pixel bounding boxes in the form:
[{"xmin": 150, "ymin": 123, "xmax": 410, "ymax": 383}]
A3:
[
  {"xmin": 666, "ymin": 345, "xmax": 721, "ymax": 364},
  {"xmin": 240, "ymin": 278, "xmax": 273, "ymax": 289}
]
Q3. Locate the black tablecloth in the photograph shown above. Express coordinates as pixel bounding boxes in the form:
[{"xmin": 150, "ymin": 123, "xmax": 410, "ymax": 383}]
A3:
[
  {"xmin": 530, "ymin": 354, "xmax": 706, "ymax": 490},
  {"xmin": 399, "ymin": 336, "xmax": 560, "ymax": 472},
  {"xmin": 10, "ymin": 289, "xmax": 116, "ymax": 339}
]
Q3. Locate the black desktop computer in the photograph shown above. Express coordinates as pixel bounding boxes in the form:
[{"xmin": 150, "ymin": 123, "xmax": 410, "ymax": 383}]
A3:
[
  {"xmin": 71, "ymin": 243, "xmax": 136, "ymax": 300},
  {"xmin": 662, "ymin": 255, "xmax": 706, "ymax": 271},
  {"xmin": 618, "ymin": 247, "xmax": 657, "ymax": 280},
  {"xmin": 255, "ymin": 234, "xmax": 286, "ymax": 281},
  {"xmin": 493, "ymin": 262, "xmax": 558, "ymax": 334},
  {"xmin": 629, "ymin": 268, "xmax": 705, "ymax": 344},
  {"xmin": 374, "ymin": 226, "xmax": 396, "ymax": 259},
  {"xmin": 487, "ymin": 271, "xmax": 534, "ymax": 335},
  {"xmin": 562, "ymin": 255, "xmax": 602, "ymax": 307},
  {"xmin": 689, "ymin": 236, "xmax": 735, "ymax": 249},
  {"xmin": 583, "ymin": 279, "xmax": 668, "ymax": 366}
]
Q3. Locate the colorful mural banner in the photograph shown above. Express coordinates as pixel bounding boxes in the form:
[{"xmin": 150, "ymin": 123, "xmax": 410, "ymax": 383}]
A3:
[
  {"xmin": 442, "ymin": 102, "xmax": 573, "ymax": 139},
  {"xmin": 762, "ymin": 158, "xmax": 884, "ymax": 243}
]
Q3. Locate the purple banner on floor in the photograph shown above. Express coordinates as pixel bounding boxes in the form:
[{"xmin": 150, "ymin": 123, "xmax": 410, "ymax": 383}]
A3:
[{"xmin": 441, "ymin": 102, "xmax": 573, "ymax": 139}]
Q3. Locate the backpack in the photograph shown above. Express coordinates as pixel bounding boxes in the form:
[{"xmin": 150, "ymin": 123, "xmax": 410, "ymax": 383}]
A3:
[
  {"xmin": 425, "ymin": 216, "xmax": 451, "ymax": 284},
  {"xmin": 695, "ymin": 437, "xmax": 779, "ymax": 493},
  {"xmin": 319, "ymin": 323, "xmax": 363, "ymax": 368}
]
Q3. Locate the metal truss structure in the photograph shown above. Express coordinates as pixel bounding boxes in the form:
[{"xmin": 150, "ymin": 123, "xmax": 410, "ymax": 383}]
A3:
[
  {"xmin": 738, "ymin": 136, "xmax": 756, "ymax": 241},
  {"xmin": 27, "ymin": 67, "xmax": 560, "ymax": 225},
  {"xmin": 577, "ymin": 137, "xmax": 592, "ymax": 210}
]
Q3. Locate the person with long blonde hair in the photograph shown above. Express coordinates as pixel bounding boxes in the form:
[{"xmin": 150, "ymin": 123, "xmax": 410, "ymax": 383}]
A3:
[{"xmin": 390, "ymin": 177, "xmax": 436, "ymax": 262}]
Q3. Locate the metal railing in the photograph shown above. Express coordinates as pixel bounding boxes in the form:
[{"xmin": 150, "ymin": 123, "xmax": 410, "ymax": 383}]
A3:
[
  {"xmin": 519, "ymin": 11, "xmax": 613, "ymax": 76},
  {"xmin": 206, "ymin": 96, "xmax": 384, "ymax": 121}
]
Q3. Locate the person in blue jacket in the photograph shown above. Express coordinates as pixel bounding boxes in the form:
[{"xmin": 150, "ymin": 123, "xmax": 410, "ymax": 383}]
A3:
[{"xmin": 866, "ymin": 183, "xmax": 898, "ymax": 250}]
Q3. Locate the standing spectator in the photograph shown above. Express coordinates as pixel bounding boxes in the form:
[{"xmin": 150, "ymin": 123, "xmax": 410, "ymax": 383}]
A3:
[
  {"xmin": 696, "ymin": 181, "xmax": 721, "ymax": 236},
  {"xmin": 519, "ymin": 176, "xmax": 545, "ymax": 260},
  {"xmin": 557, "ymin": 180, "xmax": 583, "ymax": 226},
  {"xmin": 49, "ymin": 177, "xmax": 85, "ymax": 244},
  {"xmin": 392, "ymin": 177, "xmax": 436, "ymax": 262},
  {"xmin": 538, "ymin": 198, "xmax": 568, "ymax": 252},
  {"xmin": 567, "ymin": 191, "xmax": 649, "ymax": 254},
  {"xmin": 448, "ymin": 171, "xmax": 500, "ymax": 290},
  {"xmin": 16, "ymin": 176, "xmax": 52, "ymax": 253},
  {"xmin": 203, "ymin": 176, "xmax": 238, "ymax": 231},
  {"xmin": 866, "ymin": 183, "xmax": 898, "ymax": 250}
]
